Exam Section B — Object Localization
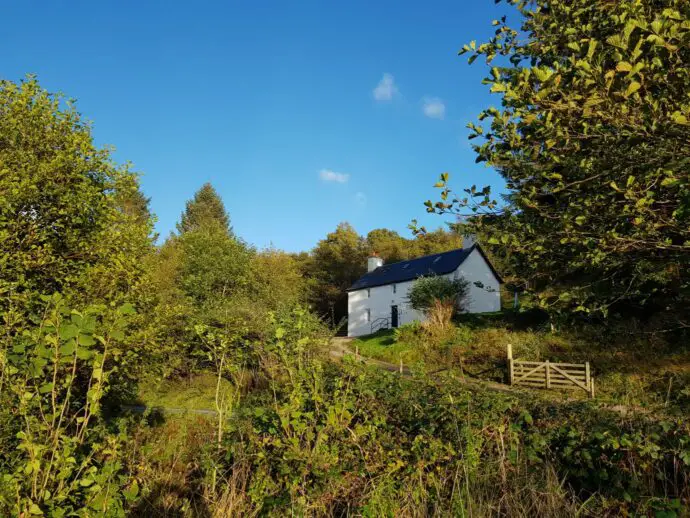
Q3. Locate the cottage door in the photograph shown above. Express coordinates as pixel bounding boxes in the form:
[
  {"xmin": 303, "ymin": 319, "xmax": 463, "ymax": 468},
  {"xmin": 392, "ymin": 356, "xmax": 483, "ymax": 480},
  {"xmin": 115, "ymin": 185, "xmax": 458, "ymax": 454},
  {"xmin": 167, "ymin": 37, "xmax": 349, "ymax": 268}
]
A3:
[{"xmin": 391, "ymin": 305, "xmax": 399, "ymax": 328}]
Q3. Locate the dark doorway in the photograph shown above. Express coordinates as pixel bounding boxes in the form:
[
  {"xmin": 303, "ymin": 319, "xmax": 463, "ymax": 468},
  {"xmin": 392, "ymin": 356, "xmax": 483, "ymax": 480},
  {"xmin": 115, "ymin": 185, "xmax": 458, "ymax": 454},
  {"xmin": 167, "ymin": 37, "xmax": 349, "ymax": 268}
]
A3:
[{"xmin": 391, "ymin": 305, "xmax": 399, "ymax": 328}]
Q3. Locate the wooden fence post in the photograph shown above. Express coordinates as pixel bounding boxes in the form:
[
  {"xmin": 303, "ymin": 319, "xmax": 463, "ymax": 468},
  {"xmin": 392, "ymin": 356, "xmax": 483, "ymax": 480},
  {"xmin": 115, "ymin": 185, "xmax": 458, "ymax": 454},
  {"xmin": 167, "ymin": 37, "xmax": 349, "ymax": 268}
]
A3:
[
  {"xmin": 590, "ymin": 377, "xmax": 595, "ymax": 399},
  {"xmin": 507, "ymin": 344, "xmax": 514, "ymax": 385},
  {"xmin": 545, "ymin": 360, "xmax": 551, "ymax": 389},
  {"xmin": 399, "ymin": 358, "xmax": 403, "ymax": 375},
  {"xmin": 585, "ymin": 362, "xmax": 590, "ymax": 390},
  {"xmin": 355, "ymin": 345, "xmax": 359, "ymax": 361}
]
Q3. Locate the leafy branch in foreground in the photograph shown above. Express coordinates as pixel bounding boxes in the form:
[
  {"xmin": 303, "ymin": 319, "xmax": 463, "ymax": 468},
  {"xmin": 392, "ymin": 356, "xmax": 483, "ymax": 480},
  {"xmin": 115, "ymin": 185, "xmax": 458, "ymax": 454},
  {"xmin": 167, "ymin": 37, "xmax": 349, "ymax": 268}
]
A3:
[
  {"xmin": 0, "ymin": 295, "xmax": 138, "ymax": 516},
  {"xmin": 424, "ymin": 0, "xmax": 690, "ymax": 318}
]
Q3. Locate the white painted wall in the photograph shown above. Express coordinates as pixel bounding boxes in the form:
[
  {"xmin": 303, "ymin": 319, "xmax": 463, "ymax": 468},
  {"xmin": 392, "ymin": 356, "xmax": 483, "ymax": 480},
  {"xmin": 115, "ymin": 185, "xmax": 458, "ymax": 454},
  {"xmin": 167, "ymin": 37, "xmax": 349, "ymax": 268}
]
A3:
[
  {"xmin": 347, "ymin": 247, "xmax": 501, "ymax": 337},
  {"xmin": 347, "ymin": 278, "xmax": 424, "ymax": 337},
  {"xmin": 454, "ymin": 247, "xmax": 502, "ymax": 314}
]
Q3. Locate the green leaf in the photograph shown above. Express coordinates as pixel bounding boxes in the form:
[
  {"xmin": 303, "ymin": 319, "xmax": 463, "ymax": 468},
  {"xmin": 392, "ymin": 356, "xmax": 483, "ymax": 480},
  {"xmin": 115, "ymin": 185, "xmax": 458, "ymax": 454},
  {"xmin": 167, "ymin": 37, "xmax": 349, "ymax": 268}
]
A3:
[
  {"xmin": 624, "ymin": 81, "xmax": 641, "ymax": 97},
  {"xmin": 76, "ymin": 348, "xmax": 93, "ymax": 361},
  {"xmin": 78, "ymin": 333, "xmax": 96, "ymax": 347},
  {"xmin": 123, "ymin": 481, "xmax": 139, "ymax": 502},
  {"xmin": 671, "ymin": 111, "xmax": 688, "ymax": 124},
  {"xmin": 59, "ymin": 340, "xmax": 76, "ymax": 356},
  {"xmin": 110, "ymin": 329, "xmax": 125, "ymax": 341},
  {"xmin": 118, "ymin": 303, "xmax": 136, "ymax": 315},
  {"xmin": 58, "ymin": 324, "xmax": 78, "ymax": 341}
]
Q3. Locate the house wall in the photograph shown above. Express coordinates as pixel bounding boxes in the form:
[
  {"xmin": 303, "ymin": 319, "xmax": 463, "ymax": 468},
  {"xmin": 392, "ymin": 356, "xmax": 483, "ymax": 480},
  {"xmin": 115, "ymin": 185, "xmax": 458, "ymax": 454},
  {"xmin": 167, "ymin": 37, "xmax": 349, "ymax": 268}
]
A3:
[
  {"xmin": 347, "ymin": 278, "xmax": 425, "ymax": 338},
  {"xmin": 347, "ymin": 247, "xmax": 501, "ymax": 337}
]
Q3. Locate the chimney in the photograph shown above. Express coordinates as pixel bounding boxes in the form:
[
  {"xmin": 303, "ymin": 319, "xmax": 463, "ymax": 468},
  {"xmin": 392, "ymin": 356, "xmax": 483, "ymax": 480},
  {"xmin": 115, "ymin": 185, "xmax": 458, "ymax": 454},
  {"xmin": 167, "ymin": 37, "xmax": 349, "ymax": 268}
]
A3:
[
  {"xmin": 462, "ymin": 233, "xmax": 476, "ymax": 249},
  {"xmin": 367, "ymin": 252, "xmax": 384, "ymax": 272}
]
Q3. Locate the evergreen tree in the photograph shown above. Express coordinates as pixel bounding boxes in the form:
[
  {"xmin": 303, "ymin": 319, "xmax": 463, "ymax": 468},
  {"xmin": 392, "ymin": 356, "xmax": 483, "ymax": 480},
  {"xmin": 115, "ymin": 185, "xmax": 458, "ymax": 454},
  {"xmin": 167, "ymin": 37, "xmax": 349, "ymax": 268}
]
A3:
[{"xmin": 177, "ymin": 182, "xmax": 231, "ymax": 234}]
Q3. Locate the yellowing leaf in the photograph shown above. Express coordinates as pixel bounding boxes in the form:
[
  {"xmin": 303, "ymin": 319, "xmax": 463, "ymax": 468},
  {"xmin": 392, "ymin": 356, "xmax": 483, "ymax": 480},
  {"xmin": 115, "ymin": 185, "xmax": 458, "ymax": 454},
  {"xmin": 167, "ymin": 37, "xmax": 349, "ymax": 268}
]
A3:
[
  {"xmin": 624, "ymin": 81, "xmax": 641, "ymax": 98},
  {"xmin": 671, "ymin": 111, "xmax": 688, "ymax": 124}
]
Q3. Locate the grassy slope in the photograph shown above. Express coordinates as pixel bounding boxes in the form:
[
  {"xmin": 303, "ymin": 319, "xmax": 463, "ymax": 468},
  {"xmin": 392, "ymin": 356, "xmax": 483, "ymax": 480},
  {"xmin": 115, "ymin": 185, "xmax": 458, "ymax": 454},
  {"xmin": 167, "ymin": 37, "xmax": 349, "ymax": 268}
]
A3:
[
  {"xmin": 354, "ymin": 314, "xmax": 690, "ymax": 412},
  {"xmin": 136, "ymin": 372, "xmax": 233, "ymax": 411},
  {"xmin": 354, "ymin": 329, "xmax": 419, "ymax": 364}
]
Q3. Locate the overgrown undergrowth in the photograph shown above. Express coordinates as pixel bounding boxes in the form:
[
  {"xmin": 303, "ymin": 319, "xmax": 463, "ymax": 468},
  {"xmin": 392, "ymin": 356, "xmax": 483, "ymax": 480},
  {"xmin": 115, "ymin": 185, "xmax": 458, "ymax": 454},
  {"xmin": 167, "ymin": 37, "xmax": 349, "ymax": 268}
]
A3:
[
  {"xmin": 124, "ymin": 362, "xmax": 690, "ymax": 517},
  {"xmin": 354, "ymin": 312, "xmax": 690, "ymax": 414}
]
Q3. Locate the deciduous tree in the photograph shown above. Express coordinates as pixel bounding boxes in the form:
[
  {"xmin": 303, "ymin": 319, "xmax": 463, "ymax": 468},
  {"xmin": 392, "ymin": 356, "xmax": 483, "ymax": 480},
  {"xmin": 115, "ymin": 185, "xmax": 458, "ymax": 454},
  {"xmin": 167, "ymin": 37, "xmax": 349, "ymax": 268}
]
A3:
[
  {"xmin": 0, "ymin": 77, "xmax": 154, "ymax": 328},
  {"xmin": 427, "ymin": 0, "xmax": 690, "ymax": 318}
]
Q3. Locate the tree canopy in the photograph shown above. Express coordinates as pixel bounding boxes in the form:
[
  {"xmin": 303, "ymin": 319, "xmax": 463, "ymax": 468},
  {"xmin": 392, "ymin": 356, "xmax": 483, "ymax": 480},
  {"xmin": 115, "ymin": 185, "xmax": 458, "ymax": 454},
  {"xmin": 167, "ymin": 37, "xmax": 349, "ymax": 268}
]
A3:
[
  {"xmin": 177, "ymin": 182, "xmax": 231, "ymax": 234},
  {"xmin": 426, "ymin": 0, "xmax": 690, "ymax": 319},
  {"xmin": 366, "ymin": 227, "xmax": 463, "ymax": 264},
  {"xmin": 0, "ymin": 77, "xmax": 154, "ymax": 325},
  {"xmin": 309, "ymin": 222, "xmax": 368, "ymax": 323},
  {"xmin": 407, "ymin": 276, "xmax": 470, "ymax": 314}
]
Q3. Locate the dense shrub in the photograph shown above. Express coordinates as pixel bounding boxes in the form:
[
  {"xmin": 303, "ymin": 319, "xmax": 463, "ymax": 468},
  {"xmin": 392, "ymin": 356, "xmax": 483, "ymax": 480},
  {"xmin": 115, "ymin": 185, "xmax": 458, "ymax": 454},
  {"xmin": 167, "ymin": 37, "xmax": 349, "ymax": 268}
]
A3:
[
  {"xmin": 408, "ymin": 275, "xmax": 470, "ymax": 315},
  {"xmin": 0, "ymin": 295, "xmax": 139, "ymax": 516},
  {"xmin": 218, "ymin": 361, "xmax": 690, "ymax": 516}
]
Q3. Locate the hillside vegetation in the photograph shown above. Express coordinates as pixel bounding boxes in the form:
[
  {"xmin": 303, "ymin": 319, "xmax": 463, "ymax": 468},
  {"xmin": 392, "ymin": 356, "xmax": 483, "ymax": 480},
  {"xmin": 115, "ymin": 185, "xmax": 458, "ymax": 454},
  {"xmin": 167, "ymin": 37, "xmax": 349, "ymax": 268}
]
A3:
[{"xmin": 1, "ymin": 0, "xmax": 690, "ymax": 516}]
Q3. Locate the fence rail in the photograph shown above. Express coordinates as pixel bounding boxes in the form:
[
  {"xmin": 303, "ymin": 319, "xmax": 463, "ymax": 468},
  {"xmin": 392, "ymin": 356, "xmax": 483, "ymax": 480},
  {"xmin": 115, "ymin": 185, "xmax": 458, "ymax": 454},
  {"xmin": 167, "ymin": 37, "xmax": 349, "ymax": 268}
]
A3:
[{"xmin": 507, "ymin": 344, "xmax": 594, "ymax": 398}]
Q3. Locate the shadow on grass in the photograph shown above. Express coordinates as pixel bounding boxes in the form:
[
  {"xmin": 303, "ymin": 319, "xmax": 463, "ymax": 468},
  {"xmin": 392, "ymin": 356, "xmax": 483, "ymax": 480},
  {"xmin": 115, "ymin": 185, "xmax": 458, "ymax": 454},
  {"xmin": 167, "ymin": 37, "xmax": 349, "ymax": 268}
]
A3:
[
  {"xmin": 130, "ymin": 480, "xmax": 211, "ymax": 518},
  {"xmin": 454, "ymin": 308, "xmax": 550, "ymax": 331}
]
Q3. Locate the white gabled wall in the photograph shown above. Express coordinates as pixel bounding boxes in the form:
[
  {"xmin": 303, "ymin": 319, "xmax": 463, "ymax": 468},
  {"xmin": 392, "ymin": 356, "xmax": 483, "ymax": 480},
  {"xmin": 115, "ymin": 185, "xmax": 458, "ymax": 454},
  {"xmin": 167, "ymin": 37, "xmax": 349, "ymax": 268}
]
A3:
[
  {"xmin": 347, "ymin": 247, "xmax": 501, "ymax": 337},
  {"xmin": 454, "ymin": 247, "xmax": 501, "ymax": 314}
]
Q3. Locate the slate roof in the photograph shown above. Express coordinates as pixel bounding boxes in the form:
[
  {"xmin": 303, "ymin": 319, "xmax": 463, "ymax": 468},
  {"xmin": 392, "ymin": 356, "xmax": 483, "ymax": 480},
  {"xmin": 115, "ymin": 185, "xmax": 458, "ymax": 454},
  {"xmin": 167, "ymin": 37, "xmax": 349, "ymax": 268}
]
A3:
[{"xmin": 347, "ymin": 245, "xmax": 502, "ymax": 291}]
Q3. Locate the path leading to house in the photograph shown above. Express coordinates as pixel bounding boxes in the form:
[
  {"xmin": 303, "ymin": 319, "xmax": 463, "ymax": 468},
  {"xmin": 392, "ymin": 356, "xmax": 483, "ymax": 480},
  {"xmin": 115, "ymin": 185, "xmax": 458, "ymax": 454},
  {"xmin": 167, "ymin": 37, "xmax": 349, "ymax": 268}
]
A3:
[
  {"xmin": 328, "ymin": 337, "xmax": 520, "ymax": 394},
  {"xmin": 123, "ymin": 338, "xmax": 646, "ymax": 417},
  {"xmin": 329, "ymin": 337, "xmax": 411, "ymax": 375},
  {"xmin": 328, "ymin": 339, "xmax": 657, "ymax": 417}
]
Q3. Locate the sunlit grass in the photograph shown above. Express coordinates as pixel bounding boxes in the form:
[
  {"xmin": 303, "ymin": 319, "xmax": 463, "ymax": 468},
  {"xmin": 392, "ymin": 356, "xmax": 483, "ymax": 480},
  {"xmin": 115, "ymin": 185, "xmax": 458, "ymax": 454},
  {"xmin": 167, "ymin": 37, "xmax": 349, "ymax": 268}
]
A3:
[
  {"xmin": 353, "ymin": 329, "xmax": 423, "ymax": 365},
  {"xmin": 137, "ymin": 371, "xmax": 233, "ymax": 411}
]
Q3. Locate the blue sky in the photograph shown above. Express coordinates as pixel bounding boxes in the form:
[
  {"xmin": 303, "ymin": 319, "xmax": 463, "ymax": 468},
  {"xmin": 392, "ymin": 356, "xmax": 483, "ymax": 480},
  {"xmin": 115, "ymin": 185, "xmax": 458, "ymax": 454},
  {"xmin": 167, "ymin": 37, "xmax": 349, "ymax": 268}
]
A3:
[{"xmin": 3, "ymin": 1, "xmax": 510, "ymax": 252}]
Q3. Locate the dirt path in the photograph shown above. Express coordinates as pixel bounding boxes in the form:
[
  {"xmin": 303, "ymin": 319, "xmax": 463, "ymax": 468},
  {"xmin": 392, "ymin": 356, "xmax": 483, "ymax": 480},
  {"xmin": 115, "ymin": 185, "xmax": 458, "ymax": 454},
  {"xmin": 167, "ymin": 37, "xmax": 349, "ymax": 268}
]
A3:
[
  {"xmin": 329, "ymin": 337, "xmax": 412, "ymax": 375},
  {"xmin": 328, "ymin": 337, "xmax": 522, "ymax": 395}
]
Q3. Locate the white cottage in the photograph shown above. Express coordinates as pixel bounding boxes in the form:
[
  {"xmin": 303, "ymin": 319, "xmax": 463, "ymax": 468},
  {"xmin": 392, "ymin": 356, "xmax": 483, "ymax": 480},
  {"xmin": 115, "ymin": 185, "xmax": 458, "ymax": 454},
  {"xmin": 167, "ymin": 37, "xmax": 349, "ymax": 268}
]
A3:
[{"xmin": 346, "ymin": 239, "xmax": 502, "ymax": 337}]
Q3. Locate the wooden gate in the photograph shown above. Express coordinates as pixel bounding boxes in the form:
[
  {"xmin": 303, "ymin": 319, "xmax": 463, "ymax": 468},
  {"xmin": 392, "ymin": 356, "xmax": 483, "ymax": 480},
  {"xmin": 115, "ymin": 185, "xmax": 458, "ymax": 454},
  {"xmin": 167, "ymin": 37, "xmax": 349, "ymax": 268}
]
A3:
[{"xmin": 507, "ymin": 344, "xmax": 595, "ymax": 398}]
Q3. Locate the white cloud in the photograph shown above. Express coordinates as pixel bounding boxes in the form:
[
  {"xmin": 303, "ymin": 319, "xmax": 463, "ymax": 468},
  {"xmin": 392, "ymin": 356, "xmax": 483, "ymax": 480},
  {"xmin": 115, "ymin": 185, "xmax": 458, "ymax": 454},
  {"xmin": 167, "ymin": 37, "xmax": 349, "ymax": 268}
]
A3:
[
  {"xmin": 373, "ymin": 73, "xmax": 398, "ymax": 101},
  {"xmin": 423, "ymin": 97, "xmax": 446, "ymax": 119},
  {"xmin": 355, "ymin": 192, "xmax": 367, "ymax": 205},
  {"xmin": 319, "ymin": 169, "xmax": 350, "ymax": 184}
]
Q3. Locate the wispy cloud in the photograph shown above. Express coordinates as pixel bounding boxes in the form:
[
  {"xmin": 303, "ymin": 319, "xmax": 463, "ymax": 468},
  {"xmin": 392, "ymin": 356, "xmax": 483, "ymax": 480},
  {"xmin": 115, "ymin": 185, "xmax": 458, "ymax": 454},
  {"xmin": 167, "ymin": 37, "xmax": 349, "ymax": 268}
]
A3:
[
  {"xmin": 319, "ymin": 169, "xmax": 350, "ymax": 184},
  {"xmin": 422, "ymin": 97, "xmax": 446, "ymax": 119},
  {"xmin": 373, "ymin": 73, "xmax": 398, "ymax": 101},
  {"xmin": 355, "ymin": 192, "xmax": 367, "ymax": 206}
]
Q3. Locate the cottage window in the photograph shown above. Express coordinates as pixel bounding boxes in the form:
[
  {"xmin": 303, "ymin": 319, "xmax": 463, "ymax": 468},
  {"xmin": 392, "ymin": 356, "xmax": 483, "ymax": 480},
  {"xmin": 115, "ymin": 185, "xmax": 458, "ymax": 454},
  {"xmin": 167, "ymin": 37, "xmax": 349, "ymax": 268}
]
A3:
[{"xmin": 366, "ymin": 308, "xmax": 371, "ymax": 322}]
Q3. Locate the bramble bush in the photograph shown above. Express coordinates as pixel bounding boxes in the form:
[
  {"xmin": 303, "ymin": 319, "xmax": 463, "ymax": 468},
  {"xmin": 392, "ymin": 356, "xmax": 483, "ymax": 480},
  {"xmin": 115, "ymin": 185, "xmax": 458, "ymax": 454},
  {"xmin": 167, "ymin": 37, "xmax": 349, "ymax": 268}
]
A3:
[
  {"xmin": 0, "ymin": 295, "xmax": 139, "ymax": 516},
  {"xmin": 195, "ymin": 312, "xmax": 690, "ymax": 516}
]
